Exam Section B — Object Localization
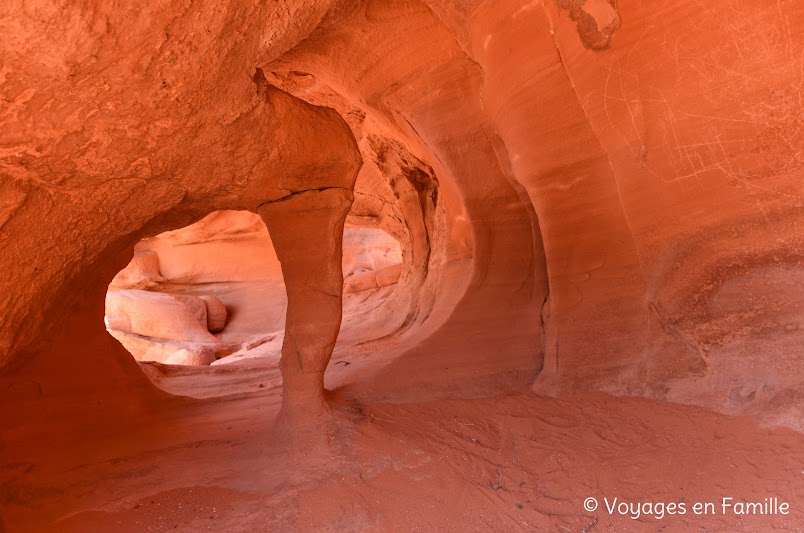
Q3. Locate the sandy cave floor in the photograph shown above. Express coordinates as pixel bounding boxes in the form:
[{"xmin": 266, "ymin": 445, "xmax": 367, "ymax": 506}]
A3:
[
  {"xmin": 5, "ymin": 278, "xmax": 803, "ymax": 532},
  {"xmin": 4, "ymin": 364, "xmax": 803, "ymax": 532}
]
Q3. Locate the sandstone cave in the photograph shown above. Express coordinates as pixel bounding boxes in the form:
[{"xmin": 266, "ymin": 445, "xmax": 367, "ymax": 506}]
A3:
[{"xmin": 1, "ymin": 1, "xmax": 803, "ymax": 531}]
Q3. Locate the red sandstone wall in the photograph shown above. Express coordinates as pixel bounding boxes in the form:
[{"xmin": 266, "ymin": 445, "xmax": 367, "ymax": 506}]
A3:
[{"xmin": 1, "ymin": 0, "xmax": 802, "ymax": 432}]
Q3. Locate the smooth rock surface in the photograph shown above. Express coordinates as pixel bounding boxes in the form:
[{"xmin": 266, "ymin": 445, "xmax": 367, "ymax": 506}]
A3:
[
  {"xmin": 105, "ymin": 290, "xmax": 217, "ymax": 344},
  {"xmin": 1, "ymin": 0, "xmax": 803, "ymax": 531},
  {"xmin": 200, "ymin": 295, "xmax": 228, "ymax": 334}
]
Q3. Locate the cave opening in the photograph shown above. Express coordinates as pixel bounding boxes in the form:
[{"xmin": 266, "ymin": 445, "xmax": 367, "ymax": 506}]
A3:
[{"xmin": 104, "ymin": 210, "xmax": 403, "ymax": 369}]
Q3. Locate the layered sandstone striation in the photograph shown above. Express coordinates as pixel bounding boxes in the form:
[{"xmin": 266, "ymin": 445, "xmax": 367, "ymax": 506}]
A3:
[
  {"xmin": 1, "ymin": 0, "xmax": 803, "ymax": 530},
  {"xmin": 103, "ymin": 211, "xmax": 405, "ymax": 366}
]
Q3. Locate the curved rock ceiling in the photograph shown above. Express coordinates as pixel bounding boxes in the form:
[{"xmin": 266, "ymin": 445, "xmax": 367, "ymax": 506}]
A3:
[{"xmin": 1, "ymin": 0, "xmax": 803, "ymax": 530}]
